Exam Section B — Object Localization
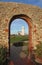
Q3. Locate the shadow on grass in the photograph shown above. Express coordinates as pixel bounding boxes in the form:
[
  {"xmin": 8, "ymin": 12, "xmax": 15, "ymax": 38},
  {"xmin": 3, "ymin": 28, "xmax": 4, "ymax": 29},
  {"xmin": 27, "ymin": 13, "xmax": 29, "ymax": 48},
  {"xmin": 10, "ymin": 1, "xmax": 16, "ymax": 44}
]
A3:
[{"xmin": 13, "ymin": 41, "xmax": 24, "ymax": 47}]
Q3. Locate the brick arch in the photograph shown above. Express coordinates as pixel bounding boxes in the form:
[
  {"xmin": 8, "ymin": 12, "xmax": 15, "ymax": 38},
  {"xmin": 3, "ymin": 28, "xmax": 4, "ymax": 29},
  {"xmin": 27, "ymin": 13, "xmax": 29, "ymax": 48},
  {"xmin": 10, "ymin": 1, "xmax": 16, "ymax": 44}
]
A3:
[{"xmin": 9, "ymin": 14, "xmax": 33, "ymax": 56}]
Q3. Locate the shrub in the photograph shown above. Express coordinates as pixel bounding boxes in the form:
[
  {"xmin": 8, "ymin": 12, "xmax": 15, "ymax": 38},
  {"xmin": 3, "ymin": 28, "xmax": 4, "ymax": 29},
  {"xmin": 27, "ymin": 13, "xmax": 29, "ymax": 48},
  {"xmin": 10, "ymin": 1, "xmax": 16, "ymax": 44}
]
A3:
[
  {"xmin": 0, "ymin": 45, "xmax": 7, "ymax": 65},
  {"xmin": 35, "ymin": 42, "xmax": 42, "ymax": 58}
]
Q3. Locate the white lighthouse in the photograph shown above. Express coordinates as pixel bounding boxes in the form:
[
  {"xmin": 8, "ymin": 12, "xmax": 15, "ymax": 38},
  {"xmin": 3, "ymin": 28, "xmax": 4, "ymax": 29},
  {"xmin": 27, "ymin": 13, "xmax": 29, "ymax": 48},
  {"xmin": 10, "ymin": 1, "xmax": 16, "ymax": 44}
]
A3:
[
  {"xmin": 21, "ymin": 26, "xmax": 25, "ymax": 36},
  {"xmin": 18, "ymin": 26, "xmax": 25, "ymax": 36}
]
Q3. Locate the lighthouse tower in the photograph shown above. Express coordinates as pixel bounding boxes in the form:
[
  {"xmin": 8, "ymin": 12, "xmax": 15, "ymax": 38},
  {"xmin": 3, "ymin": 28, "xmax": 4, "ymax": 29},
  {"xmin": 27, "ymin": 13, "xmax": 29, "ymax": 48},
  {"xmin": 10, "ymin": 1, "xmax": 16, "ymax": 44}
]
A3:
[{"xmin": 21, "ymin": 26, "xmax": 25, "ymax": 36}]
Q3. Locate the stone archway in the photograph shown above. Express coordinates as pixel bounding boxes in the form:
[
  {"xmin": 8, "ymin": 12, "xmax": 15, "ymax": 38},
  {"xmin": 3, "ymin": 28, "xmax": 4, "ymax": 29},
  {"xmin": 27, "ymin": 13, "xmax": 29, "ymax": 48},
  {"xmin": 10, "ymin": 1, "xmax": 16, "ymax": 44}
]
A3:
[
  {"xmin": 0, "ymin": 2, "xmax": 42, "ymax": 64},
  {"xmin": 9, "ymin": 14, "xmax": 33, "ymax": 58}
]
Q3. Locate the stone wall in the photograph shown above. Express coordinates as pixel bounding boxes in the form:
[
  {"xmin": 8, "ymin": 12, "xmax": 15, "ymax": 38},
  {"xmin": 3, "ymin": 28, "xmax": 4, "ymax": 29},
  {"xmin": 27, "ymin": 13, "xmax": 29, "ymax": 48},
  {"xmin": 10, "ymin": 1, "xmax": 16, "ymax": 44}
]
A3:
[{"xmin": 0, "ymin": 2, "xmax": 42, "ymax": 49}]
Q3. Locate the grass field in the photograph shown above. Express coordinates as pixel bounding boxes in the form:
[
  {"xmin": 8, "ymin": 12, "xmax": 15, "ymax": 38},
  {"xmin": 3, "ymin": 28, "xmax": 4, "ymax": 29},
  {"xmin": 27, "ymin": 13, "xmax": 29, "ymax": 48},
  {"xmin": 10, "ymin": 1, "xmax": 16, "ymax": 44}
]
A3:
[{"xmin": 10, "ymin": 35, "xmax": 29, "ymax": 44}]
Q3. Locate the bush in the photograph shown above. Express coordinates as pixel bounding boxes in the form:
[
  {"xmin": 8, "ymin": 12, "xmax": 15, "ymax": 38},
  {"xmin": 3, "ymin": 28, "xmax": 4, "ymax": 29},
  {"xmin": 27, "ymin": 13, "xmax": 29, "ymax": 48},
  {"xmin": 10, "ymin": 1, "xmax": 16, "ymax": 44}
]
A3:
[
  {"xmin": 0, "ymin": 45, "xmax": 7, "ymax": 65},
  {"xmin": 35, "ymin": 42, "xmax": 42, "ymax": 58}
]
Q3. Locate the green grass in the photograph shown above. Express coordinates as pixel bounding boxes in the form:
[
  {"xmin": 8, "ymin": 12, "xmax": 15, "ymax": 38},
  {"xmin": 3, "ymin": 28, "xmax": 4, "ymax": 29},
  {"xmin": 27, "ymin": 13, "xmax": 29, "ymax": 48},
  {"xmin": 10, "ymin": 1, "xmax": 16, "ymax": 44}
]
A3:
[{"xmin": 10, "ymin": 35, "xmax": 29, "ymax": 44}]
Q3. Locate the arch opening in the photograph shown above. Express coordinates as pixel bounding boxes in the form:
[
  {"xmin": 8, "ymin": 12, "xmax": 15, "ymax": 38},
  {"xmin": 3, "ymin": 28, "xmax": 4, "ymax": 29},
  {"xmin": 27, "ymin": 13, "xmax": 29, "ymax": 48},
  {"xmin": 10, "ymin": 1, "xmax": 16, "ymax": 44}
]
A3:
[{"xmin": 9, "ymin": 14, "xmax": 33, "ymax": 64}]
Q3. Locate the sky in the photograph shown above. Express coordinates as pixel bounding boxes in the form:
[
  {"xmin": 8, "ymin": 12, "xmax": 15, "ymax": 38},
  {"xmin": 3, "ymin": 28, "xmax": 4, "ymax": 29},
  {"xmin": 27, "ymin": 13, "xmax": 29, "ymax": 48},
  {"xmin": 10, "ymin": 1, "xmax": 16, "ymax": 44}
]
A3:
[
  {"xmin": 0, "ymin": 0, "xmax": 42, "ymax": 8},
  {"xmin": 10, "ymin": 19, "xmax": 29, "ymax": 35}
]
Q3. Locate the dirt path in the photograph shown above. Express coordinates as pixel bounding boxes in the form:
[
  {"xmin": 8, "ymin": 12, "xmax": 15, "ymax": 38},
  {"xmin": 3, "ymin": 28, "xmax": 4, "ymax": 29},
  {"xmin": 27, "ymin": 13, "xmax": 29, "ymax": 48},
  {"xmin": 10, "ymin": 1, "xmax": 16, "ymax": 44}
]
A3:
[{"xmin": 10, "ymin": 45, "xmax": 29, "ymax": 65}]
